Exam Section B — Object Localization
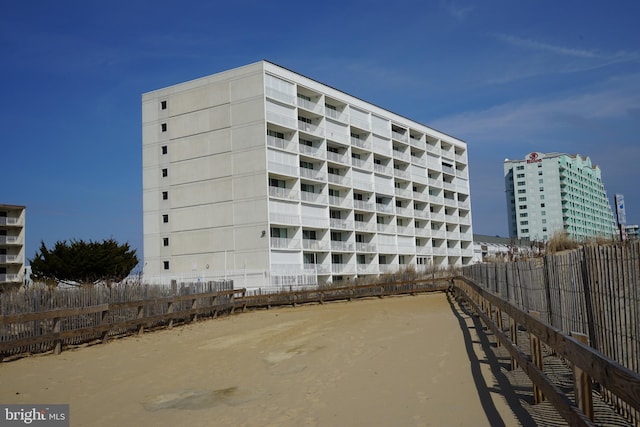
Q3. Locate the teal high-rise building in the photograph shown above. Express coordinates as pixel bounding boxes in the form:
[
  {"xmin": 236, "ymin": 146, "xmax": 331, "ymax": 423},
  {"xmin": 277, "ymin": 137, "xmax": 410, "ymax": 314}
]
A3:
[{"xmin": 504, "ymin": 152, "xmax": 617, "ymax": 242}]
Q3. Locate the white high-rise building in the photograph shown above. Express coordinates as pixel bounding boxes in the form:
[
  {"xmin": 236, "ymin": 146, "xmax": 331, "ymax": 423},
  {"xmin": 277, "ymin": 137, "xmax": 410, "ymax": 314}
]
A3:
[
  {"xmin": 142, "ymin": 61, "xmax": 473, "ymax": 288},
  {"xmin": 504, "ymin": 152, "xmax": 616, "ymax": 242},
  {"xmin": 0, "ymin": 204, "xmax": 26, "ymax": 288}
]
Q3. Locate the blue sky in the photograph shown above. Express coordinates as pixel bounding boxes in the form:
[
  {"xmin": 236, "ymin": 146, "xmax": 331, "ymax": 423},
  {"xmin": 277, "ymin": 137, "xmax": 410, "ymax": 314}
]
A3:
[{"xmin": 2, "ymin": 1, "xmax": 639, "ymax": 268}]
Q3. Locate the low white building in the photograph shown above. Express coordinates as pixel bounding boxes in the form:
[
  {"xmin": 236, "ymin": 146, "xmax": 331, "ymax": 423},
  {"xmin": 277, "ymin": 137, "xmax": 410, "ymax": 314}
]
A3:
[{"xmin": 142, "ymin": 61, "xmax": 473, "ymax": 288}]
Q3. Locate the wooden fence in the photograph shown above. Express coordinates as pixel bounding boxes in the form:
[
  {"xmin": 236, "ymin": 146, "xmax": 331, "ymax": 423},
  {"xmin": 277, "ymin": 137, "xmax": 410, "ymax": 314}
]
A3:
[
  {"xmin": 0, "ymin": 278, "xmax": 449, "ymax": 360},
  {"xmin": 461, "ymin": 241, "xmax": 640, "ymax": 425}
]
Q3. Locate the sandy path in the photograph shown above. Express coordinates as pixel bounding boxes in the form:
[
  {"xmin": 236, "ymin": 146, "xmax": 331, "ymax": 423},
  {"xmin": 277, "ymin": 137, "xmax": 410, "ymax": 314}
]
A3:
[{"xmin": 0, "ymin": 293, "xmax": 520, "ymax": 426}]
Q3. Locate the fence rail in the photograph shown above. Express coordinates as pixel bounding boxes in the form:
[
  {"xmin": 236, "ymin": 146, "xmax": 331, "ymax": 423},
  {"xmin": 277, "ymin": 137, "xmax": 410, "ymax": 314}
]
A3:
[
  {"xmin": 461, "ymin": 241, "xmax": 640, "ymax": 426},
  {"xmin": 1, "ymin": 278, "xmax": 449, "ymax": 360}
]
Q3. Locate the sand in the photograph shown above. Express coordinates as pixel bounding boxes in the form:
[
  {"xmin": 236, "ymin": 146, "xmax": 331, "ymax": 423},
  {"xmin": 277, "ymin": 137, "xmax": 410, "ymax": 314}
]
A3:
[{"xmin": 0, "ymin": 293, "xmax": 521, "ymax": 426}]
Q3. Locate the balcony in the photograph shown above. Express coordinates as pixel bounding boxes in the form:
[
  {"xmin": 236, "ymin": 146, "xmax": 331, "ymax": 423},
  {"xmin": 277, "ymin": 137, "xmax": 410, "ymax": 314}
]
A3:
[
  {"xmin": 431, "ymin": 229, "xmax": 446, "ymax": 239},
  {"xmin": 351, "ymin": 137, "xmax": 371, "ymax": 150},
  {"xmin": 267, "ymin": 135, "xmax": 297, "ymax": 152},
  {"xmin": 356, "ymin": 242, "xmax": 376, "ymax": 252},
  {"xmin": 268, "ymin": 159, "xmax": 298, "ymax": 177},
  {"xmin": 327, "ymin": 151, "xmax": 350, "ymax": 164},
  {"xmin": 302, "ymin": 216, "xmax": 330, "ymax": 228},
  {"xmin": 268, "ymin": 186, "xmax": 298, "ymax": 201},
  {"xmin": 414, "ymin": 209, "xmax": 430, "ymax": 219},
  {"xmin": 350, "ymin": 116, "xmax": 370, "ymax": 131},
  {"xmin": 394, "ymin": 187, "xmax": 412, "ymax": 198},
  {"xmin": 447, "ymin": 230, "xmax": 461, "ymax": 240},
  {"xmin": 300, "ymin": 191, "xmax": 328, "ymax": 205},
  {"xmin": 376, "ymin": 223, "xmax": 397, "ymax": 234},
  {"xmin": 266, "ymin": 87, "xmax": 295, "ymax": 105},
  {"xmin": 354, "ymin": 220, "xmax": 375, "ymax": 232},
  {"xmin": 352, "ymin": 158, "xmax": 373, "ymax": 172},
  {"xmin": 331, "ymin": 241, "xmax": 354, "ymax": 251},
  {"xmin": 0, "ymin": 217, "xmax": 22, "ymax": 226},
  {"xmin": 392, "ymin": 130, "xmax": 408, "ymax": 142},
  {"xmin": 300, "ymin": 168, "xmax": 326, "ymax": 181},
  {"xmin": 411, "ymin": 155, "xmax": 427, "ymax": 167},
  {"xmin": 395, "ymin": 206, "xmax": 413, "ymax": 217},
  {"xmin": 442, "ymin": 164, "xmax": 456, "ymax": 175},
  {"xmin": 266, "ymin": 110, "xmax": 297, "ymax": 129},
  {"xmin": 269, "ymin": 212, "xmax": 300, "ymax": 226},
  {"xmin": 376, "ymin": 203, "xmax": 394, "ymax": 214},
  {"xmin": 374, "ymin": 164, "xmax": 393, "ymax": 176},
  {"xmin": 393, "ymin": 168, "xmax": 411, "ymax": 179},
  {"xmin": 442, "ymin": 180, "xmax": 456, "ymax": 191},
  {"xmin": 458, "ymin": 200, "xmax": 471, "ymax": 210},
  {"xmin": 332, "ymin": 264, "xmax": 356, "ymax": 274},
  {"xmin": 0, "ymin": 255, "xmax": 21, "ymax": 263},
  {"xmin": 378, "ymin": 264, "xmax": 397, "ymax": 273},
  {"xmin": 298, "ymin": 120, "xmax": 324, "ymax": 136},
  {"xmin": 393, "ymin": 150, "xmax": 411, "ymax": 162},
  {"xmin": 353, "ymin": 200, "xmax": 375, "ymax": 211},
  {"xmin": 357, "ymin": 264, "xmax": 378, "ymax": 274},
  {"xmin": 297, "ymin": 97, "xmax": 323, "ymax": 113},
  {"xmin": 409, "ymin": 136, "xmax": 423, "ymax": 148},
  {"xmin": 328, "ymin": 173, "xmax": 352, "ymax": 187},
  {"xmin": 329, "ymin": 195, "xmax": 353, "ymax": 208},
  {"xmin": 303, "ymin": 239, "xmax": 330, "ymax": 251},
  {"xmin": 298, "ymin": 144, "xmax": 324, "ymax": 158},
  {"xmin": 330, "ymin": 219, "xmax": 354, "ymax": 230},
  {"xmin": 445, "ymin": 214, "xmax": 459, "ymax": 223},
  {"xmin": 0, "ymin": 236, "xmax": 20, "ymax": 245},
  {"xmin": 397, "ymin": 225, "xmax": 415, "ymax": 235},
  {"xmin": 270, "ymin": 237, "xmax": 301, "ymax": 250},
  {"xmin": 0, "ymin": 274, "xmax": 19, "ymax": 283},
  {"xmin": 432, "ymin": 246, "xmax": 448, "ymax": 256},
  {"xmin": 325, "ymin": 108, "xmax": 347, "ymax": 122},
  {"xmin": 413, "ymin": 191, "xmax": 429, "ymax": 202}
]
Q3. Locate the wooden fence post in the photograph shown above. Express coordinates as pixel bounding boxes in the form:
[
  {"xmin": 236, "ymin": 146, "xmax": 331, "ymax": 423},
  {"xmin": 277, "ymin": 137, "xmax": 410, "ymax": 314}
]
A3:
[
  {"xmin": 510, "ymin": 317, "xmax": 518, "ymax": 369},
  {"xmin": 496, "ymin": 308, "xmax": 503, "ymax": 348},
  {"xmin": 190, "ymin": 298, "xmax": 198, "ymax": 321},
  {"xmin": 529, "ymin": 310, "xmax": 544, "ymax": 404},
  {"xmin": 53, "ymin": 317, "xmax": 62, "ymax": 355},
  {"xmin": 137, "ymin": 305, "xmax": 144, "ymax": 335},
  {"xmin": 572, "ymin": 332, "xmax": 594, "ymax": 420},
  {"xmin": 167, "ymin": 301, "xmax": 174, "ymax": 328},
  {"xmin": 100, "ymin": 308, "xmax": 110, "ymax": 344}
]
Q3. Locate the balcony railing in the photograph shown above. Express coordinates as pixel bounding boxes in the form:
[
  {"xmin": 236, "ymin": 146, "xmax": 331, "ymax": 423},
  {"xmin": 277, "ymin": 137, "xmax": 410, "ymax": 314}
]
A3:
[
  {"xmin": 393, "ymin": 150, "xmax": 411, "ymax": 161},
  {"xmin": 329, "ymin": 195, "xmax": 353, "ymax": 208},
  {"xmin": 325, "ymin": 108, "xmax": 347, "ymax": 122},
  {"xmin": 266, "ymin": 87, "xmax": 296, "ymax": 104},
  {"xmin": 297, "ymin": 97, "xmax": 322, "ymax": 113},
  {"xmin": 395, "ymin": 206, "xmax": 413, "ymax": 217},
  {"xmin": 376, "ymin": 223, "xmax": 396, "ymax": 234},
  {"xmin": 298, "ymin": 120, "xmax": 324, "ymax": 136},
  {"xmin": 351, "ymin": 137, "xmax": 371, "ymax": 150},
  {"xmin": 353, "ymin": 200, "xmax": 375, "ymax": 211},
  {"xmin": 356, "ymin": 264, "xmax": 378, "ymax": 274},
  {"xmin": 393, "ymin": 168, "xmax": 411, "ymax": 179},
  {"xmin": 376, "ymin": 203, "xmax": 394, "ymax": 214},
  {"xmin": 0, "ymin": 274, "xmax": 20, "ymax": 283},
  {"xmin": 330, "ymin": 219, "xmax": 354, "ymax": 230},
  {"xmin": 300, "ymin": 168, "xmax": 326, "ymax": 181},
  {"xmin": 431, "ymin": 229, "xmax": 447, "ymax": 239},
  {"xmin": 351, "ymin": 158, "xmax": 373, "ymax": 171},
  {"xmin": 397, "ymin": 225, "xmax": 415, "ymax": 235},
  {"xmin": 328, "ymin": 173, "xmax": 352, "ymax": 186},
  {"xmin": 409, "ymin": 136, "xmax": 423, "ymax": 147},
  {"xmin": 330, "ymin": 241, "xmax": 354, "ymax": 251},
  {"xmin": 0, "ymin": 217, "xmax": 21, "ymax": 226},
  {"xmin": 354, "ymin": 220, "xmax": 375, "ymax": 232},
  {"xmin": 432, "ymin": 247, "xmax": 448, "ymax": 256},
  {"xmin": 414, "ymin": 209, "xmax": 430, "ymax": 219},
  {"xmin": 268, "ymin": 186, "xmax": 298, "ymax": 200},
  {"xmin": 413, "ymin": 191, "xmax": 429, "ymax": 202},
  {"xmin": 327, "ymin": 151, "xmax": 350, "ymax": 164},
  {"xmin": 411, "ymin": 155, "xmax": 427, "ymax": 166},
  {"xmin": 0, "ymin": 255, "xmax": 21, "ymax": 263},
  {"xmin": 0, "ymin": 236, "xmax": 19, "ymax": 244},
  {"xmin": 268, "ymin": 160, "xmax": 298, "ymax": 177},
  {"xmin": 442, "ymin": 165, "xmax": 456, "ymax": 175},
  {"xmin": 302, "ymin": 216, "xmax": 330, "ymax": 228},
  {"xmin": 350, "ymin": 116, "xmax": 370, "ymax": 130},
  {"xmin": 391, "ymin": 131, "xmax": 408, "ymax": 142},
  {"xmin": 374, "ymin": 164, "xmax": 393, "ymax": 176},
  {"xmin": 266, "ymin": 110, "xmax": 297, "ymax": 129},
  {"xmin": 298, "ymin": 144, "xmax": 324, "ymax": 158},
  {"xmin": 267, "ymin": 135, "xmax": 296, "ymax": 152},
  {"xmin": 300, "ymin": 191, "xmax": 328, "ymax": 205},
  {"xmin": 331, "ymin": 263, "xmax": 356, "ymax": 274},
  {"xmin": 394, "ymin": 188, "xmax": 412, "ymax": 198},
  {"xmin": 269, "ymin": 212, "xmax": 300, "ymax": 225},
  {"xmin": 356, "ymin": 242, "xmax": 376, "ymax": 252},
  {"xmin": 270, "ymin": 237, "xmax": 301, "ymax": 250},
  {"xmin": 303, "ymin": 240, "xmax": 330, "ymax": 250}
]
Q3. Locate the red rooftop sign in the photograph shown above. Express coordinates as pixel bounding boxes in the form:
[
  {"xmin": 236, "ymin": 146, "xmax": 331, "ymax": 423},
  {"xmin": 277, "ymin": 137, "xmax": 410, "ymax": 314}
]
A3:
[{"xmin": 526, "ymin": 152, "xmax": 542, "ymax": 164}]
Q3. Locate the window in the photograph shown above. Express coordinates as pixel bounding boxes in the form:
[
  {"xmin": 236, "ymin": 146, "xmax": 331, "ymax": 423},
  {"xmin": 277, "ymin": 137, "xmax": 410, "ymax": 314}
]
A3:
[
  {"xmin": 379, "ymin": 255, "xmax": 387, "ymax": 264},
  {"xmin": 327, "ymin": 146, "xmax": 339, "ymax": 154},
  {"xmin": 328, "ymin": 167, "xmax": 339, "ymax": 175},
  {"xmin": 161, "ymin": 123, "xmax": 167, "ymax": 132},
  {"xmin": 542, "ymin": 219, "xmax": 547, "ymax": 224},
  {"xmin": 519, "ymin": 213, "xmax": 528, "ymax": 218},
  {"xmin": 162, "ymin": 191, "xmax": 168, "ymax": 200},
  {"xmin": 328, "ymin": 188, "xmax": 340, "ymax": 197},
  {"xmin": 163, "ymin": 237, "xmax": 169, "ymax": 247},
  {"xmin": 516, "ymin": 165, "xmax": 524, "ymax": 170},
  {"xmin": 519, "ymin": 205, "xmax": 527, "ymax": 210},
  {"xmin": 357, "ymin": 254, "xmax": 366, "ymax": 264},
  {"xmin": 331, "ymin": 232, "xmax": 342, "ymax": 241},
  {"xmin": 521, "ymin": 229, "xmax": 529, "ymax": 233},
  {"xmin": 399, "ymin": 255, "xmax": 406, "ymax": 265},
  {"xmin": 162, "ymin": 168, "xmax": 168, "ymax": 177},
  {"xmin": 303, "ymin": 253, "xmax": 315, "ymax": 264},
  {"xmin": 161, "ymin": 100, "xmax": 167, "ymax": 110},
  {"xmin": 538, "ymin": 179, "xmax": 544, "ymax": 184},
  {"xmin": 517, "ymin": 181, "xmax": 525, "ymax": 186},
  {"xmin": 541, "ymin": 211, "xmax": 546, "ymax": 216},
  {"xmin": 300, "ymin": 161, "xmax": 314, "ymax": 170},
  {"xmin": 516, "ymin": 173, "xmax": 525, "ymax": 178},
  {"xmin": 351, "ymin": 152, "xmax": 361, "ymax": 160},
  {"xmin": 163, "ymin": 261, "xmax": 170, "ymax": 270},
  {"xmin": 269, "ymin": 178, "xmax": 285, "ymax": 188},
  {"xmin": 539, "ymin": 187, "xmax": 544, "ymax": 191},
  {"xmin": 353, "ymin": 193, "xmax": 364, "ymax": 201},
  {"xmin": 303, "ymin": 230, "xmax": 316, "ymax": 240},
  {"xmin": 162, "ymin": 214, "xmax": 169, "ymax": 223},
  {"xmin": 267, "ymin": 129, "xmax": 284, "ymax": 139},
  {"xmin": 540, "ymin": 195, "xmax": 545, "ymax": 200},
  {"xmin": 517, "ymin": 189, "xmax": 526, "ymax": 194},
  {"xmin": 518, "ymin": 197, "xmax": 527, "ymax": 202},
  {"xmin": 354, "ymin": 213, "xmax": 364, "ymax": 222},
  {"xmin": 301, "ymin": 183, "xmax": 315, "ymax": 193},
  {"xmin": 298, "ymin": 116, "xmax": 312, "ymax": 124},
  {"xmin": 520, "ymin": 221, "xmax": 528, "ymax": 225},
  {"xmin": 330, "ymin": 210, "xmax": 341, "ymax": 219},
  {"xmin": 332, "ymin": 254, "xmax": 343, "ymax": 264},
  {"xmin": 538, "ymin": 171, "xmax": 543, "ymax": 176},
  {"xmin": 376, "ymin": 216, "xmax": 384, "ymax": 224},
  {"xmin": 540, "ymin": 203, "xmax": 545, "ymax": 208},
  {"xmin": 356, "ymin": 234, "xmax": 364, "ymax": 243},
  {"xmin": 270, "ymin": 228, "xmax": 288, "ymax": 238},
  {"xmin": 161, "ymin": 145, "xmax": 168, "ymax": 155},
  {"xmin": 543, "ymin": 227, "xmax": 548, "ymax": 232}
]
